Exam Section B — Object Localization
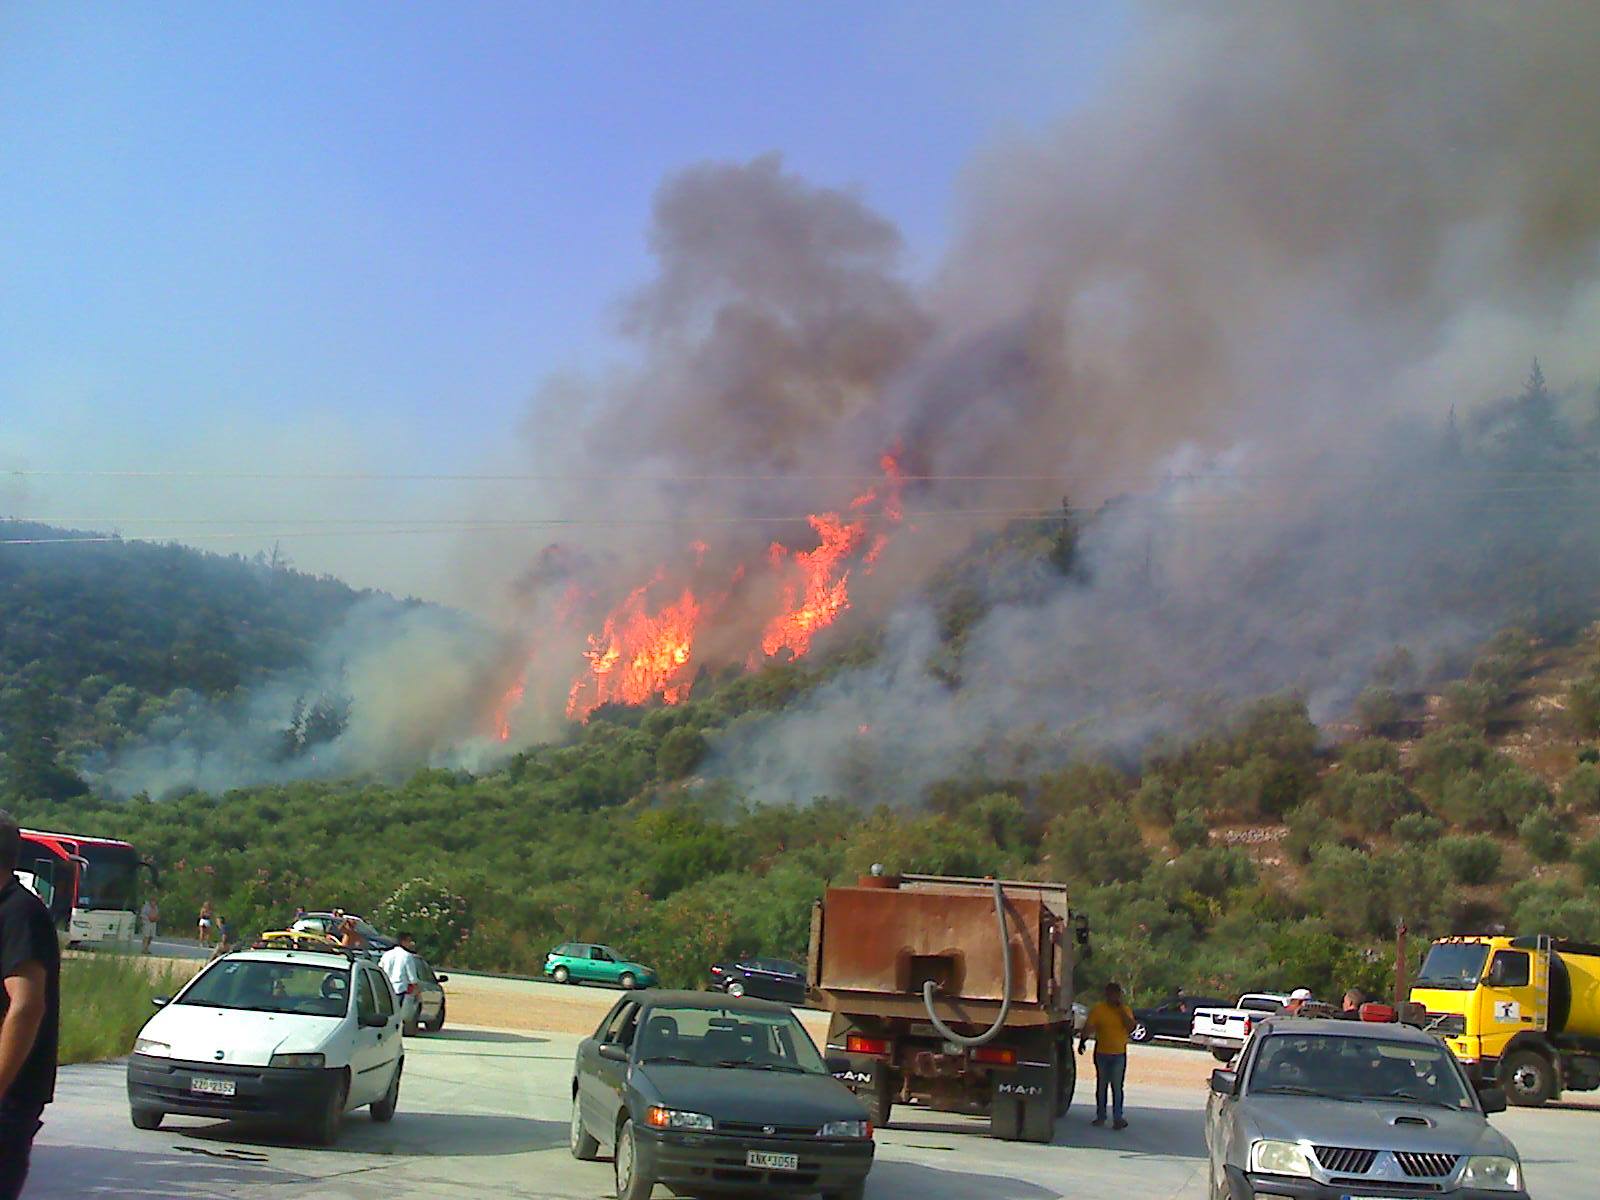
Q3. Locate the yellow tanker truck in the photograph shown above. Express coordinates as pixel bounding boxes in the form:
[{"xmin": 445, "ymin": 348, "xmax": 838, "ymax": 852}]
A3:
[{"xmin": 1409, "ymin": 933, "xmax": 1600, "ymax": 1106}]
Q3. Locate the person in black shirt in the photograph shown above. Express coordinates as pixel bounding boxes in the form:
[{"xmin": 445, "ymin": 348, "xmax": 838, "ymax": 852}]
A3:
[{"xmin": 0, "ymin": 809, "xmax": 61, "ymax": 1200}]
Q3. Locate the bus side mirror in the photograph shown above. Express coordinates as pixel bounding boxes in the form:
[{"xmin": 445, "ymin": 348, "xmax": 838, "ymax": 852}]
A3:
[{"xmin": 1478, "ymin": 1085, "xmax": 1507, "ymax": 1114}]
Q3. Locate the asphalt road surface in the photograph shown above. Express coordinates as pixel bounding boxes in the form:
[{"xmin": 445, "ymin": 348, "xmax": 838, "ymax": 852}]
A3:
[{"xmin": 32, "ymin": 1020, "xmax": 1595, "ymax": 1200}]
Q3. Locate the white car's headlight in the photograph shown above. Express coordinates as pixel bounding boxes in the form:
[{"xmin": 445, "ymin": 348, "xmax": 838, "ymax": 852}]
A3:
[
  {"xmin": 269, "ymin": 1052, "xmax": 327, "ymax": 1069},
  {"xmin": 645, "ymin": 1105, "xmax": 714, "ymax": 1131},
  {"xmin": 133, "ymin": 1038, "xmax": 170, "ymax": 1057},
  {"xmin": 1249, "ymin": 1139, "xmax": 1313, "ymax": 1176},
  {"xmin": 819, "ymin": 1119, "xmax": 872, "ymax": 1139},
  {"xmin": 1460, "ymin": 1156, "xmax": 1521, "ymax": 1191}
]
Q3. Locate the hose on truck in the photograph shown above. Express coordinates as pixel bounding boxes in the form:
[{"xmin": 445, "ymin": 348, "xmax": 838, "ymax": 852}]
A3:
[{"xmin": 920, "ymin": 878, "xmax": 1012, "ymax": 1048}]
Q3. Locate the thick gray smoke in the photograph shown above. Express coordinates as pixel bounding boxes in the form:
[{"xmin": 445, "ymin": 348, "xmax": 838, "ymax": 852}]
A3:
[
  {"xmin": 90, "ymin": 599, "xmax": 507, "ymax": 797},
  {"xmin": 492, "ymin": 3, "xmax": 1600, "ymax": 792}
]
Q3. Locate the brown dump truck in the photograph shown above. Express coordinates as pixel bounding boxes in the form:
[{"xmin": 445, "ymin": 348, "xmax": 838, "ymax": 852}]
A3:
[{"xmin": 807, "ymin": 872, "xmax": 1084, "ymax": 1143}]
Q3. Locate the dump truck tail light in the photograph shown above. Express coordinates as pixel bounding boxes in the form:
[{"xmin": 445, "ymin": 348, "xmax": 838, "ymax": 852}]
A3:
[
  {"xmin": 846, "ymin": 1034, "xmax": 891, "ymax": 1056},
  {"xmin": 972, "ymin": 1046, "xmax": 1016, "ymax": 1066}
]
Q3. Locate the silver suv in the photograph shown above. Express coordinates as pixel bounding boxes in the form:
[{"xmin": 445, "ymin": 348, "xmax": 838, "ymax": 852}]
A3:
[{"xmin": 1205, "ymin": 1016, "xmax": 1527, "ymax": 1199}]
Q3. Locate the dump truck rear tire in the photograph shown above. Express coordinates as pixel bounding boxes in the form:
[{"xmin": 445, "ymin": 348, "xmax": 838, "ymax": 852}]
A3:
[
  {"xmin": 1056, "ymin": 1039, "xmax": 1076, "ymax": 1117},
  {"xmin": 869, "ymin": 1075, "xmax": 893, "ymax": 1128}
]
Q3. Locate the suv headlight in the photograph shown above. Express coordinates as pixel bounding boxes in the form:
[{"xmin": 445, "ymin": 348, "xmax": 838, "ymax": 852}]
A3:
[
  {"xmin": 820, "ymin": 1119, "xmax": 872, "ymax": 1139},
  {"xmin": 269, "ymin": 1052, "xmax": 326, "ymax": 1069},
  {"xmin": 645, "ymin": 1106, "xmax": 713, "ymax": 1131},
  {"xmin": 133, "ymin": 1038, "xmax": 170, "ymax": 1057},
  {"xmin": 1460, "ymin": 1156, "xmax": 1521, "ymax": 1191},
  {"xmin": 1249, "ymin": 1139, "xmax": 1313, "ymax": 1176}
]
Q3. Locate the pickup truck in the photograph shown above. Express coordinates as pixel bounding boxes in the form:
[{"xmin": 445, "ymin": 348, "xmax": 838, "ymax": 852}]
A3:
[{"xmin": 1190, "ymin": 993, "xmax": 1288, "ymax": 1062}]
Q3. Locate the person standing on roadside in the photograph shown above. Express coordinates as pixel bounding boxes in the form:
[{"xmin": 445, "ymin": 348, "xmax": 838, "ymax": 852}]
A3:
[
  {"xmin": 1078, "ymin": 981, "xmax": 1137, "ymax": 1130},
  {"xmin": 0, "ymin": 809, "xmax": 62, "ymax": 1200},
  {"xmin": 139, "ymin": 895, "xmax": 159, "ymax": 955},
  {"xmin": 379, "ymin": 933, "xmax": 422, "ymax": 1031},
  {"xmin": 197, "ymin": 900, "xmax": 215, "ymax": 947}
]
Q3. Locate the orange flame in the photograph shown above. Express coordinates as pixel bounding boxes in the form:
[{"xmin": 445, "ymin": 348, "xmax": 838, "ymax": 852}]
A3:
[
  {"xmin": 492, "ymin": 679, "xmax": 525, "ymax": 742},
  {"xmin": 565, "ymin": 578, "xmax": 704, "ymax": 720},
  {"xmin": 502, "ymin": 451, "xmax": 905, "ymax": 729}
]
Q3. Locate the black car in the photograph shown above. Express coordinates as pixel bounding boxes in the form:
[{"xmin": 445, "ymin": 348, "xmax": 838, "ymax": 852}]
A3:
[
  {"xmin": 1129, "ymin": 993, "xmax": 1229, "ymax": 1044},
  {"xmin": 570, "ymin": 991, "xmax": 874, "ymax": 1200},
  {"xmin": 709, "ymin": 957, "xmax": 807, "ymax": 1004}
]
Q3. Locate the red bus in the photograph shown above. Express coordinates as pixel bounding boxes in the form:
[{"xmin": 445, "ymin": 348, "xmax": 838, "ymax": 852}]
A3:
[{"xmin": 15, "ymin": 829, "xmax": 157, "ymax": 946}]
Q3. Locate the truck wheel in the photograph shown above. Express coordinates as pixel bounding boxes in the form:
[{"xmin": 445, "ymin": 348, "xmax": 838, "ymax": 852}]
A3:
[
  {"xmin": 991, "ymin": 1096, "xmax": 1023, "ymax": 1141},
  {"xmin": 1500, "ymin": 1048, "xmax": 1556, "ymax": 1106},
  {"xmin": 869, "ymin": 1074, "xmax": 894, "ymax": 1128},
  {"xmin": 1212, "ymin": 1048, "xmax": 1235, "ymax": 1064},
  {"xmin": 1055, "ymin": 1045, "xmax": 1076, "ymax": 1118}
]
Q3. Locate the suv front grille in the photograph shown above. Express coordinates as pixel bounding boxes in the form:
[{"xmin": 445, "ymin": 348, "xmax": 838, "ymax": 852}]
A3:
[
  {"xmin": 1397, "ymin": 1152, "xmax": 1459, "ymax": 1177},
  {"xmin": 1314, "ymin": 1146, "xmax": 1378, "ymax": 1174}
]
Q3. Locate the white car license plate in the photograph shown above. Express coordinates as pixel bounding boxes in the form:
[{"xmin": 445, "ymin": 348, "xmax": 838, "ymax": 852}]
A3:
[
  {"xmin": 190, "ymin": 1076, "xmax": 236, "ymax": 1097},
  {"xmin": 747, "ymin": 1150, "xmax": 798, "ymax": 1171}
]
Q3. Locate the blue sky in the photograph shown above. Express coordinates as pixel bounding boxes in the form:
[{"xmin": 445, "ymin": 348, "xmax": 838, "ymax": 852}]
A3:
[{"xmin": 1, "ymin": 1, "xmax": 1125, "ymax": 594}]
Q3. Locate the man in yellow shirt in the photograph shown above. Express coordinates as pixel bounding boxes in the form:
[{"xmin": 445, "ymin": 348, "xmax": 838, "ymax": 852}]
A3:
[{"xmin": 1077, "ymin": 981, "xmax": 1136, "ymax": 1129}]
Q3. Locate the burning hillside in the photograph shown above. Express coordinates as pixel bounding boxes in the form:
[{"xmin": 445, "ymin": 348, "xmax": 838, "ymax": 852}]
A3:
[{"xmin": 495, "ymin": 453, "xmax": 905, "ymax": 731}]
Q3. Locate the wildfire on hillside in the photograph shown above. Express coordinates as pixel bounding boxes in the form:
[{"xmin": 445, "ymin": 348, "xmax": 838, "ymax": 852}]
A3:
[{"xmin": 493, "ymin": 452, "xmax": 905, "ymax": 734}]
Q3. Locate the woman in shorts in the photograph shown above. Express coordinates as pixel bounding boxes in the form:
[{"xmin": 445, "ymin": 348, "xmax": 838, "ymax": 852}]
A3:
[{"xmin": 197, "ymin": 899, "xmax": 215, "ymax": 946}]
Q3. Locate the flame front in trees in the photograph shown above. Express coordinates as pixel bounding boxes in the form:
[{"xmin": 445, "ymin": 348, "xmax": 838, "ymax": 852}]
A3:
[
  {"xmin": 760, "ymin": 451, "xmax": 904, "ymax": 659},
  {"xmin": 565, "ymin": 578, "xmax": 704, "ymax": 720}
]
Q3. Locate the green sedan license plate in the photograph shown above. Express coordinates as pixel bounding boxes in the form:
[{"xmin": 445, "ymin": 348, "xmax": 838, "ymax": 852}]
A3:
[{"xmin": 747, "ymin": 1150, "xmax": 799, "ymax": 1171}]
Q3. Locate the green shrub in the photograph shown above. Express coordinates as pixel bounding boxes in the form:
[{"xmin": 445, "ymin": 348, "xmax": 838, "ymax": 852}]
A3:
[
  {"xmin": 1392, "ymin": 812, "xmax": 1444, "ymax": 845},
  {"xmin": 1563, "ymin": 762, "xmax": 1600, "ymax": 811},
  {"xmin": 373, "ymin": 878, "xmax": 472, "ymax": 964},
  {"xmin": 1413, "ymin": 725, "xmax": 1501, "ymax": 794},
  {"xmin": 1519, "ymin": 810, "xmax": 1570, "ymax": 862},
  {"xmin": 60, "ymin": 954, "xmax": 191, "ymax": 1065},
  {"xmin": 1166, "ymin": 847, "xmax": 1256, "ymax": 901},
  {"xmin": 1576, "ymin": 837, "xmax": 1600, "ymax": 888},
  {"xmin": 1353, "ymin": 686, "xmax": 1403, "ymax": 735},
  {"xmin": 1436, "ymin": 765, "xmax": 1548, "ymax": 832},
  {"xmin": 1437, "ymin": 836, "xmax": 1502, "ymax": 885},
  {"xmin": 1510, "ymin": 881, "xmax": 1600, "ymax": 942},
  {"xmin": 1134, "ymin": 774, "xmax": 1177, "ymax": 824},
  {"xmin": 1579, "ymin": 746, "xmax": 1600, "ymax": 765},
  {"xmin": 1323, "ymin": 771, "xmax": 1418, "ymax": 833},
  {"xmin": 1339, "ymin": 738, "xmax": 1400, "ymax": 775},
  {"xmin": 1371, "ymin": 646, "xmax": 1417, "ymax": 688},
  {"xmin": 1284, "ymin": 803, "xmax": 1335, "ymax": 865},
  {"xmin": 1170, "ymin": 807, "xmax": 1210, "ymax": 851},
  {"xmin": 1042, "ymin": 809, "xmax": 1149, "ymax": 887},
  {"xmin": 655, "ymin": 726, "xmax": 708, "ymax": 780},
  {"xmin": 1568, "ymin": 672, "xmax": 1600, "ymax": 738},
  {"xmin": 1442, "ymin": 679, "xmax": 1510, "ymax": 730}
]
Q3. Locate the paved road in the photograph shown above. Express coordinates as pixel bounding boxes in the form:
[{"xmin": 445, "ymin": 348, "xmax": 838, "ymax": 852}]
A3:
[{"xmin": 30, "ymin": 1026, "xmax": 1592, "ymax": 1199}]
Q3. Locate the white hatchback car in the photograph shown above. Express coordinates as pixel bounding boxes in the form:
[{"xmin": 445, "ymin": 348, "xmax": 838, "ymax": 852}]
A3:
[{"xmin": 126, "ymin": 947, "xmax": 404, "ymax": 1144}]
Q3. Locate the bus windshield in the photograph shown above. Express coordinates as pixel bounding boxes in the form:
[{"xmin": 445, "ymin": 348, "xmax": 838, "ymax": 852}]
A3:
[
  {"xmin": 1415, "ymin": 943, "xmax": 1489, "ymax": 991},
  {"xmin": 76, "ymin": 846, "xmax": 140, "ymax": 912}
]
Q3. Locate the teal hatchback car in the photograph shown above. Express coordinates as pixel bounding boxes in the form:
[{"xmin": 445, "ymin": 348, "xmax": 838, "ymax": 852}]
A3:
[{"xmin": 545, "ymin": 942, "xmax": 658, "ymax": 990}]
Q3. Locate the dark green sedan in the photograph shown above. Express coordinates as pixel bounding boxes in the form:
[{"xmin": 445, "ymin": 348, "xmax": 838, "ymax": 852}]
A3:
[{"xmin": 570, "ymin": 991, "xmax": 875, "ymax": 1200}]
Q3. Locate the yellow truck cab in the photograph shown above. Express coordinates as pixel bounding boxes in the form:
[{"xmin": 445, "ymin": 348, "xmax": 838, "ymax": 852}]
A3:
[{"xmin": 1410, "ymin": 933, "xmax": 1600, "ymax": 1106}]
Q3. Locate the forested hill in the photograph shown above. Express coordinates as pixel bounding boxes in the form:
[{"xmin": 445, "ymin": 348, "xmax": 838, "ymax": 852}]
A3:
[{"xmin": 0, "ymin": 523, "xmax": 389, "ymax": 790}]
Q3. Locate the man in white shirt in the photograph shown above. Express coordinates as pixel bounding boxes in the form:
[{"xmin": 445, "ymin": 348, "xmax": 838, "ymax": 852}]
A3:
[{"xmin": 379, "ymin": 932, "xmax": 423, "ymax": 1032}]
